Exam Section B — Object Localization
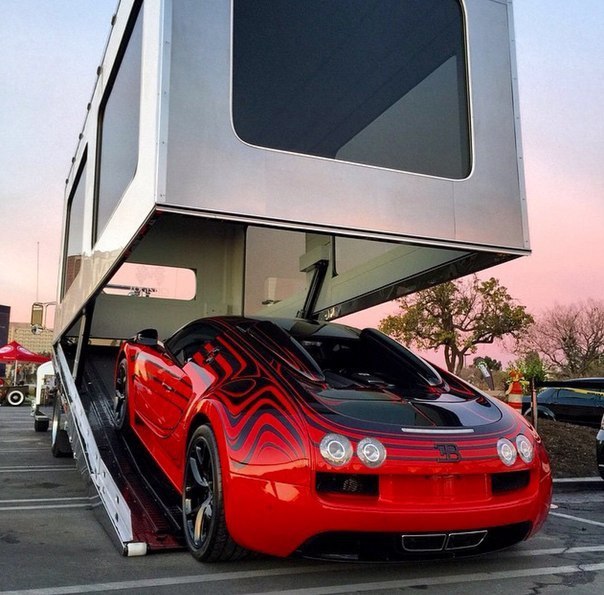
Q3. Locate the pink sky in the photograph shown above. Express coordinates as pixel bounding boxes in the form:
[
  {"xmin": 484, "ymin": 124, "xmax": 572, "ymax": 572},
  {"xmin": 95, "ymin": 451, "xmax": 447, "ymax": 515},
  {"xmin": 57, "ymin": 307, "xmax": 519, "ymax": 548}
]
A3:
[{"xmin": 1, "ymin": 1, "xmax": 603, "ymax": 368}]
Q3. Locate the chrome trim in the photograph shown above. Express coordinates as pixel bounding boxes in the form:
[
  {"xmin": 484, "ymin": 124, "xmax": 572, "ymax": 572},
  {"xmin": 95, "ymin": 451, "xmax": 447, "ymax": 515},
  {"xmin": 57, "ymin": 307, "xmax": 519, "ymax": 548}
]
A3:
[
  {"xmin": 401, "ymin": 530, "xmax": 488, "ymax": 552},
  {"xmin": 445, "ymin": 530, "xmax": 488, "ymax": 551},
  {"xmin": 401, "ymin": 428, "xmax": 475, "ymax": 434},
  {"xmin": 401, "ymin": 533, "xmax": 447, "ymax": 552}
]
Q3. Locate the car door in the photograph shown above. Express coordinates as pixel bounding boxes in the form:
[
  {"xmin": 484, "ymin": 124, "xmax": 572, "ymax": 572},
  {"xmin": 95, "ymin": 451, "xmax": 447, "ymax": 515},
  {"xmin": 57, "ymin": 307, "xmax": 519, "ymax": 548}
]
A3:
[
  {"xmin": 536, "ymin": 388, "xmax": 556, "ymax": 418},
  {"xmin": 597, "ymin": 395, "xmax": 604, "ymax": 427},
  {"xmin": 554, "ymin": 389, "xmax": 592, "ymax": 425},
  {"xmin": 133, "ymin": 348, "xmax": 192, "ymax": 438},
  {"xmin": 582, "ymin": 391, "xmax": 604, "ymax": 426}
]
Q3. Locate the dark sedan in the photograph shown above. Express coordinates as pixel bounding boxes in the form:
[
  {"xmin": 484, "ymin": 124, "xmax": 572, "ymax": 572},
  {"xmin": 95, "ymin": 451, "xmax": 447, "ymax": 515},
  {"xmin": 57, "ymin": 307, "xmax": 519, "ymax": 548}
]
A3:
[
  {"xmin": 597, "ymin": 414, "xmax": 604, "ymax": 480},
  {"xmin": 522, "ymin": 380, "xmax": 604, "ymax": 428}
]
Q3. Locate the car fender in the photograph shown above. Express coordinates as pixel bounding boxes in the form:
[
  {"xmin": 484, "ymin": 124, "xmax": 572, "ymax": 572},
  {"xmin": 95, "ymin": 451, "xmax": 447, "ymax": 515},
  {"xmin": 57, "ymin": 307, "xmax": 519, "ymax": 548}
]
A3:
[{"xmin": 524, "ymin": 405, "xmax": 556, "ymax": 421}]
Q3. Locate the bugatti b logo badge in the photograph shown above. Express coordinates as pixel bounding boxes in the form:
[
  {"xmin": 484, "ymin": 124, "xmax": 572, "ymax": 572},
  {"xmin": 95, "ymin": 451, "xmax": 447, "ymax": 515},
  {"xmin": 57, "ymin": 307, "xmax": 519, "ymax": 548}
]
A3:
[{"xmin": 435, "ymin": 443, "xmax": 462, "ymax": 462}]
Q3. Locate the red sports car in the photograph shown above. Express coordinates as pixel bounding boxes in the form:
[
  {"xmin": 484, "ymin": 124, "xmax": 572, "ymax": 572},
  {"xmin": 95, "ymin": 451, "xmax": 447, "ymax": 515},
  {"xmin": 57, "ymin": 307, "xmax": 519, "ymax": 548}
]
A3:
[{"xmin": 114, "ymin": 316, "xmax": 552, "ymax": 561}]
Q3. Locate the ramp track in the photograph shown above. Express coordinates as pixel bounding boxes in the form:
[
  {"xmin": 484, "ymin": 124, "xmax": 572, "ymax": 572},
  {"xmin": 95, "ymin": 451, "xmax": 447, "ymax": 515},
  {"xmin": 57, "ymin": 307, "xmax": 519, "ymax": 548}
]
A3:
[{"xmin": 79, "ymin": 345, "xmax": 184, "ymax": 552}]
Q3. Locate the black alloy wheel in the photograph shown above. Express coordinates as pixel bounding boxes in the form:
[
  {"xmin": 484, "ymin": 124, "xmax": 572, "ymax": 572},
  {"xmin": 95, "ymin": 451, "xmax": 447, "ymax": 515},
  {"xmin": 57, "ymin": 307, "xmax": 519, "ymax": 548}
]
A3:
[{"xmin": 182, "ymin": 425, "xmax": 247, "ymax": 562}]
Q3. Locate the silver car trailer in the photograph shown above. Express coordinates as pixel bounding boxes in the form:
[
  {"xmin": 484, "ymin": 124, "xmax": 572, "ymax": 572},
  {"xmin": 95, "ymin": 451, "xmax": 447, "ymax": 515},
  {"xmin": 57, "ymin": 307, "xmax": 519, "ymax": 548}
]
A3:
[{"xmin": 45, "ymin": 0, "xmax": 529, "ymax": 555}]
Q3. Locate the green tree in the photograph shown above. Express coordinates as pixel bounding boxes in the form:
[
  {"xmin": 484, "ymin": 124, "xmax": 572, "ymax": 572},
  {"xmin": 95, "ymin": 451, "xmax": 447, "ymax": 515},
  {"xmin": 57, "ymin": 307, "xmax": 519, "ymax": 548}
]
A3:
[
  {"xmin": 379, "ymin": 276, "xmax": 533, "ymax": 374},
  {"xmin": 507, "ymin": 352, "xmax": 548, "ymax": 393}
]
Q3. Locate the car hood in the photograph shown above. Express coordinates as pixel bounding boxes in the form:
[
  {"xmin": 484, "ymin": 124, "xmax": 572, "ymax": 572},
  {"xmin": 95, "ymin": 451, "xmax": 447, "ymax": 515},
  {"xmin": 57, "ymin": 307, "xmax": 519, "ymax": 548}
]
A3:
[{"xmin": 310, "ymin": 388, "xmax": 502, "ymax": 429}]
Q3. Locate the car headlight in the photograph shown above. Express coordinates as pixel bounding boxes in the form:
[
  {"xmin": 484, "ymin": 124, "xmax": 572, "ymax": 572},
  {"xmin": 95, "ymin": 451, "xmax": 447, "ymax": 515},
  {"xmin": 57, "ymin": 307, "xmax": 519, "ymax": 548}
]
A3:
[
  {"xmin": 357, "ymin": 437, "xmax": 387, "ymax": 468},
  {"xmin": 320, "ymin": 433, "xmax": 353, "ymax": 467},
  {"xmin": 516, "ymin": 434, "xmax": 534, "ymax": 463},
  {"xmin": 497, "ymin": 438, "xmax": 517, "ymax": 466}
]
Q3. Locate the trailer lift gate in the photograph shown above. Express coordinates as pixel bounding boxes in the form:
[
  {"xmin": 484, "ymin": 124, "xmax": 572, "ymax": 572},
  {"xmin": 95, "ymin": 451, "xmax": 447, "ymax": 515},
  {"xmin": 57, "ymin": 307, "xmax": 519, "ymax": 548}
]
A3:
[{"xmin": 45, "ymin": 0, "xmax": 530, "ymax": 554}]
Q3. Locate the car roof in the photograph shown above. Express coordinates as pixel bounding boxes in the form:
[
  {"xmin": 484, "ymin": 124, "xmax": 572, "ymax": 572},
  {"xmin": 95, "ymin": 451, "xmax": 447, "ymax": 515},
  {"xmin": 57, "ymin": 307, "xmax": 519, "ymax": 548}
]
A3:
[{"xmin": 539, "ymin": 378, "xmax": 604, "ymax": 391}]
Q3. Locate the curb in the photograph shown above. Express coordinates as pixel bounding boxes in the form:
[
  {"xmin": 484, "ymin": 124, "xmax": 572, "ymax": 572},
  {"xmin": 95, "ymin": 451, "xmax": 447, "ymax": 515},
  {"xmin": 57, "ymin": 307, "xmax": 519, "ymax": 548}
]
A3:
[{"xmin": 553, "ymin": 477, "xmax": 603, "ymax": 491}]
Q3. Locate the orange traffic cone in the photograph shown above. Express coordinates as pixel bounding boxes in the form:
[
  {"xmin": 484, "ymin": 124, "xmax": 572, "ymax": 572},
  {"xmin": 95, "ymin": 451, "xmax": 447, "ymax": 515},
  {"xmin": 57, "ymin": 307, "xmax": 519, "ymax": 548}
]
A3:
[{"xmin": 506, "ymin": 369, "xmax": 524, "ymax": 410}]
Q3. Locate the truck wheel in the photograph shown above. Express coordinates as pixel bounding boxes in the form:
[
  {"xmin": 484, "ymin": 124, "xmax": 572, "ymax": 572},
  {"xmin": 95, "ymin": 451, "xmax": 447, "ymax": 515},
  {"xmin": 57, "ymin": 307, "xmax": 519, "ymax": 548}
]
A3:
[
  {"xmin": 182, "ymin": 425, "xmax": 247, "ymax": 562},
  {"xmin": 7, "ymin": 389, "xmax": 25, "ymax": 407},
  {"xmin": 51, "ymin": 397, "xmax": 72, "ymax": 458},
  {"xmin": 114, "ymin": 359, "xmax": 129, "ymax": 430}
]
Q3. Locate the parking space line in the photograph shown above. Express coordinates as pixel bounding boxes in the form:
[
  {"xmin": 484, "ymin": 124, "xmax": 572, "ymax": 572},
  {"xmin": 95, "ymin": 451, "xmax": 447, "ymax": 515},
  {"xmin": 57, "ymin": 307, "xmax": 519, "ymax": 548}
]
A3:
[
  {"xmin": 549, "ymin": 511, "xmax": 604, "ymax": 528},
  {"xmin": 0, "ymin": 503, "xmax": 92, "ymax": 512},
  {"xmin": 247, "ymin": 563, "xmax": 604, "ymax": 595},
  {"xmin": 0, "ymin": 467, "xmax": 74, "ymax": 473},
  {"xmin": 505, "ymin": 544, "xmax": 604, "ymax": 557},
  {"xmin": 2, "ymin": 561, "xmax": 604, "ymax": 595},
  {"xmin": 0, "ymin": 497, "xmax": 90, "ymax": 504},
  {"xmin": 0, "ymin": 565, "xmax": 349, "ymax": 595},
  {"xmin": 0, "ymin": 449, "xmax": 54, "ymax": 454}
]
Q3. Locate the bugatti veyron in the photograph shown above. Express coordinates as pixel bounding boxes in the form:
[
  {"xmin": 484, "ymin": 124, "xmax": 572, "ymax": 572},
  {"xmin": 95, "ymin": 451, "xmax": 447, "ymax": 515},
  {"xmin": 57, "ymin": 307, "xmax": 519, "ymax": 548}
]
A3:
[{"xmin": 114, "ymin": 316, "xmax": 552, "ymax": 561}]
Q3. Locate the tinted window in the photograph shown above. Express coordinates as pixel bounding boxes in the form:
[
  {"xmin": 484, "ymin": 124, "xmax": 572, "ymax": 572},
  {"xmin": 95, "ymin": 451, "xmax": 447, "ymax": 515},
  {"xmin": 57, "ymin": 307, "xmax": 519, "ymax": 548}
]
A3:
[
  {"xmin": 166, "ymin": 322, "xmax": 220, "ymax": 365},
  {"xmin": 233, "ymin": 0, "xmax": 470, "ymax": 178},
  {"xmin": 95, "ymin": 4, "xmax": 143, "ymax": 240},
  {"xmin": 247, "ymin": 320, "xmax": 325, "ymax": 381},
  {"xmin": 63, "ymin": 155, "xmax": 87, "ymax": 296},
  {"xmin": 104, "ymin": 263, "xmax": 196, "ymax": 300}
]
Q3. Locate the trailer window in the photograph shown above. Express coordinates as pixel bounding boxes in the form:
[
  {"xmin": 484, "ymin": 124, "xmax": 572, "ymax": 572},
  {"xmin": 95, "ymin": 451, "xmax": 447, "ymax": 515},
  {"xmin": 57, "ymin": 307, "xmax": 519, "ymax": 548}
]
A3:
[
  {"xmin": 63, "ymin": 155, "xmax": 87, "ymax": 297},
  {"xmin": 232, "ymin": 0, "xmax": 469, "ymax": 179},
  {"xmin": 95, "ymin": 4, "xmax": 143, "ymax": 240},
  {"xmin": 103, "ymin": 263, "xmax": 196, "ymax": 300}
]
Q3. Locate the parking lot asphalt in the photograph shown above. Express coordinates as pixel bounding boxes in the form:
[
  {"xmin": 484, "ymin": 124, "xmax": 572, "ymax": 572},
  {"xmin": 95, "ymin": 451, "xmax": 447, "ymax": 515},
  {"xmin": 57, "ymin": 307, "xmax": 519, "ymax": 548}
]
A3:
[{"xmin": 1, "ymin": 405, "xmax": 604, "ymax": 595}]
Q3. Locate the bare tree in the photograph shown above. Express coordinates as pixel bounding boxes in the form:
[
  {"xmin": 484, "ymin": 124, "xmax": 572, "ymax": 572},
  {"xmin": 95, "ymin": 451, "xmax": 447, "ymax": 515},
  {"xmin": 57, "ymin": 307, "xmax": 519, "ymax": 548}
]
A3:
[{"xmin": 518, "ymin": 300, "xmax": 604, "ymax": 377}]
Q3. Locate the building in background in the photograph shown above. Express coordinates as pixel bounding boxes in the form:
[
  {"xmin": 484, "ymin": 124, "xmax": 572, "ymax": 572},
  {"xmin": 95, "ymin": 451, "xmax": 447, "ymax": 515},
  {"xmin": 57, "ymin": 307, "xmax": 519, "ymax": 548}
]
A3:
[
  {"xmin": 0, "ymin": 305, "xmax": 10, "ymax": 377},
  {"xmin": 8, "ymin": 323, "xmax": 53, "ymax": 355},
  {"xmin": 2, "ymin": 323, "xmax": 52, "ymax": 384}
]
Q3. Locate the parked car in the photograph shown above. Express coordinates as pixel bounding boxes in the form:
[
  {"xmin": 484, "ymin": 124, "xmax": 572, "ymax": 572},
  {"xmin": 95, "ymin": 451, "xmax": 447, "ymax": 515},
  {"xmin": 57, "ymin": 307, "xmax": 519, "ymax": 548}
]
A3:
[
  {"xmin": 115, "ymin": 316, "xmax": 552, "ymax": 562},
  {"xmin": 0, "ymin": 383, "xmax": 29, "ymax": 406},
  {"xmin": 522, "ymin": 380, "xmax": 604, "ymax": 428},
  {"xmin": 597, "ymin": 414, "xmax": 604, "ymax": 480}
]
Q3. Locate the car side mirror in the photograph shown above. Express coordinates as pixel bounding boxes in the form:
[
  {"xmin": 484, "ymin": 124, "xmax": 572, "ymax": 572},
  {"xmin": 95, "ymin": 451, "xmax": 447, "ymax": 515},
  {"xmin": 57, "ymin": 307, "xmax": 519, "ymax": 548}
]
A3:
[{"xmin": 134, "ymin": 328, "xmax": 159, "ymax": 347}]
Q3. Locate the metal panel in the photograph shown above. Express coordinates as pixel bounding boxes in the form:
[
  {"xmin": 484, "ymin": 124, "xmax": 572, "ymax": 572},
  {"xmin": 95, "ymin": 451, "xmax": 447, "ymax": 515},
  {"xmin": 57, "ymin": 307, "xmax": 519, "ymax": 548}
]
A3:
[
  {"xmin": 55, "ymin": 0, "xmax": 528, "ymax": 338},
  {"xmin": 90, "ymin": 217, "xmax": 245, "ymax": 339},
  {"xmin": 164, "ymin": 0, "xmax": 527, "ymax": 251},
  {"xmin": 56, "ymin": 0, "xmax": 167, "ymax": 338}
]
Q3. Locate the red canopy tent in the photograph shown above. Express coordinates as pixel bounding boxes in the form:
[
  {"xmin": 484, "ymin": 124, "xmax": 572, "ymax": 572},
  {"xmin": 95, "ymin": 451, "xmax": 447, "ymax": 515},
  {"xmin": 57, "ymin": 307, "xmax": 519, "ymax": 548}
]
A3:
[{"xmin": 0, "ymin": 341, "xmax": 50, "ymax": 384}]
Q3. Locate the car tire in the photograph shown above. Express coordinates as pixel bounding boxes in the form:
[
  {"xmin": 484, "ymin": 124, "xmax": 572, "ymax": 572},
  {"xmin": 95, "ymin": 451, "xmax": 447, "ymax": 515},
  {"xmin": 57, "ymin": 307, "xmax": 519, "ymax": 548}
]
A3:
[
  {"xmin": 51, "ymin": 396, "xmax": 72, "ymax": 458},
  {"xmin": 114, "ymin": 359, "xmax": 129, "ymax": 431},
  {"xmin": 182, "ymin": 425, "xmax": 247, "ymax": 562},
  {"xmin": 7, "ymin": 389, "xmax": 25, "ymax": 407}
]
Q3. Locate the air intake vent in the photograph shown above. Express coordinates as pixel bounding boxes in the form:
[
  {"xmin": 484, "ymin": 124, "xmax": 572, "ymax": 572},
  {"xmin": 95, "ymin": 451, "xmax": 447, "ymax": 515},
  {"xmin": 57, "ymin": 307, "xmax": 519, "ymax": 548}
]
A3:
[
  {"xmin": 316, "ymin": 473, "xmax": 378, "ymax": 496},
  {"xmin": 491, "ymin": 470, "xmax": 530, "ymax": 494}
]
